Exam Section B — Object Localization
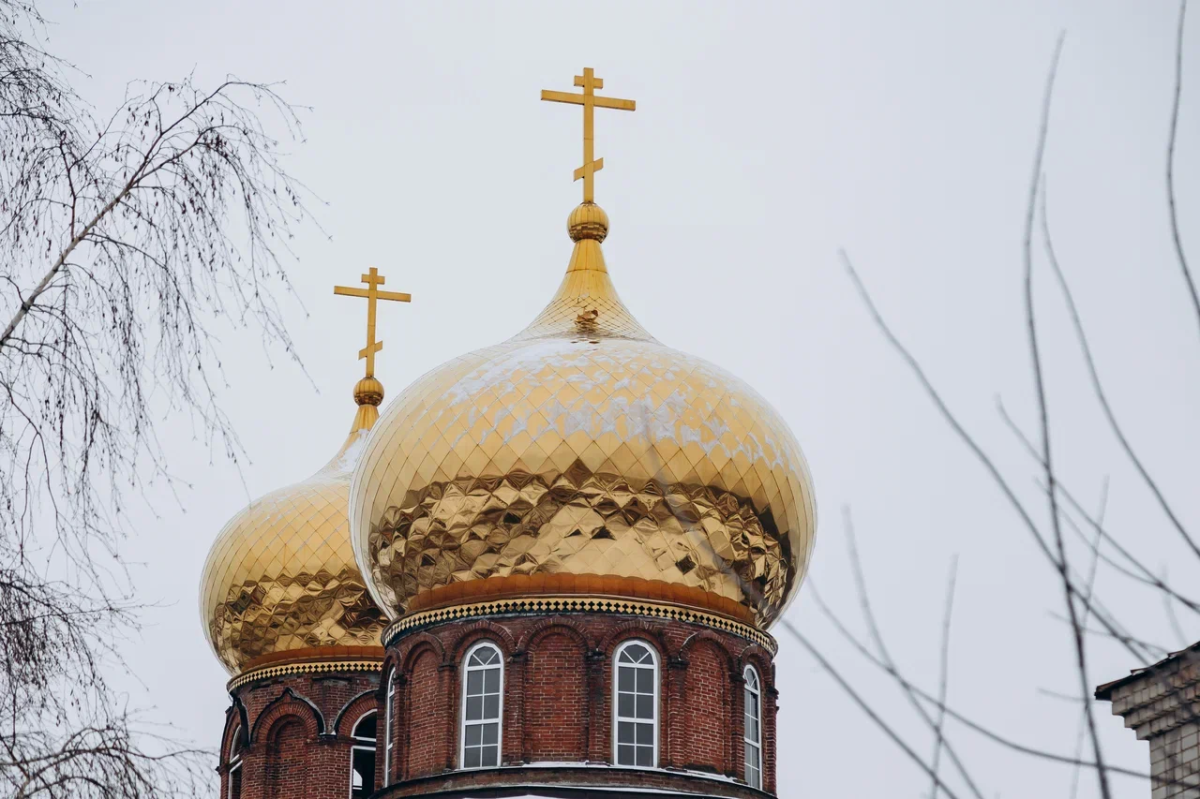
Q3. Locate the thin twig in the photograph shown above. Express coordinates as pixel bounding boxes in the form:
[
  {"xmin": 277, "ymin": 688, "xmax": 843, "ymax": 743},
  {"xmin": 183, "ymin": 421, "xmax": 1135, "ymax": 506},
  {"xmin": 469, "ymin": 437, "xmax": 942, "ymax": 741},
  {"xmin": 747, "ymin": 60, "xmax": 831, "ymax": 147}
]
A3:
[
  {"xmin": 930, "ymin": 556, "xmax": 958, "ymax": 799},
  {"xmin": 1167, "ymin": 0, "xmax": 1198, "ymax": 336}
]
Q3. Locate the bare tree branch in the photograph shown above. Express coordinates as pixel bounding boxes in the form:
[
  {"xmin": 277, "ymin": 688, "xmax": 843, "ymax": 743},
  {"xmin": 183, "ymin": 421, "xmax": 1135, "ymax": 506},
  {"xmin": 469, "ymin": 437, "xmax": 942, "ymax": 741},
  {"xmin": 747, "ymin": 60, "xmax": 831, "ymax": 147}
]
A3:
[
  {"xmin": 929, "ymin": 556, "xmax": 958, "ymax": 799},
  {"xmin": 1167, "ymin": 0, "xmax": 1198, "ymax": 335}
]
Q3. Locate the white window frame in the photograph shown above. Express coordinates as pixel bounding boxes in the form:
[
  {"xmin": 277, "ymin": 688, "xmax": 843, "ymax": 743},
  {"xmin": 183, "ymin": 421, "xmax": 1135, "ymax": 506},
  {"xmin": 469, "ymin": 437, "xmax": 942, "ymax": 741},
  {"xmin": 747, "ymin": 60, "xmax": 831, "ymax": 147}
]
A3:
[
  {"xmin": 226, "ymin": 724, "xmax": 242, "ymax": 799},
  {"xmin": 459, "ymin": 641, "xmax": 505, "ymax": 770},
  {"xmin": 384, "ymin": 670, "xmax": 396, "ymax": 786},
  {"xmin": 743, "ymin": 665, "xmax": 763, "ymax": 789},
  {"xmin": 348, "ymin": 710, "xmax": 377, "ymax": 799},
  {"xmin": 612, "ymin": 639, "xmax": 660, "ymax": 768}
]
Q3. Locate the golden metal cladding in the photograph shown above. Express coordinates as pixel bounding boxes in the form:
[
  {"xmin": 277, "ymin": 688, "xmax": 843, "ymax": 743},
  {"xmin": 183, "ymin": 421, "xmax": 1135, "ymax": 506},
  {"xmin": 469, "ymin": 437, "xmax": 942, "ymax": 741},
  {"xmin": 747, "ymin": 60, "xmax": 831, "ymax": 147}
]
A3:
[
  {"xmin": 199, "ymin": 391, "xmax": 390, "ymax": 675},
  {"xmin": 350, "ymin": 202, "xmax": 816, "ymax": 629}
]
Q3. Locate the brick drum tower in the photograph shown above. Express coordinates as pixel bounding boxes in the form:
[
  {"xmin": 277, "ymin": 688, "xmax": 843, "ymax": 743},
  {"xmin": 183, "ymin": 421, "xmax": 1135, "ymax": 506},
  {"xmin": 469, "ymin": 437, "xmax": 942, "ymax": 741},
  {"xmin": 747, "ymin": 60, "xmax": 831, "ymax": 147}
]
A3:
[{"xmin": 200, "ymin": 67, "xmax": 817, "ymax": 799}]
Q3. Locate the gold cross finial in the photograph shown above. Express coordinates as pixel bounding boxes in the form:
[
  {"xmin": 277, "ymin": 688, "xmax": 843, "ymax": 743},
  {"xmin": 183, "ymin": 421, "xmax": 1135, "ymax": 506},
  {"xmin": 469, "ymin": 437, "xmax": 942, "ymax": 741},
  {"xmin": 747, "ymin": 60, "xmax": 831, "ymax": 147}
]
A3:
[
  {"xmin": 541, "ymin": 67, "xmax": 635, "ymax": 203},
  {"xmin": 333, "ymin": 267, "xmax": 411, "ymax": 378}
]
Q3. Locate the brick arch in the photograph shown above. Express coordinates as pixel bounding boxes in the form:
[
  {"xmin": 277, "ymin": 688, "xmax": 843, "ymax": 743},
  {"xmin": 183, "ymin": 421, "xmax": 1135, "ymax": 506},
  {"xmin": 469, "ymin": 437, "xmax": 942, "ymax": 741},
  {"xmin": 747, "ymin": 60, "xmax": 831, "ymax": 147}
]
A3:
[
  {"xmin": 264, "ymin": 716, "xmax": 309, "ymax": 799},
  {"xmin": 516, "ymin": 616, "xmax": 595, "ymax": 653},
  {"xmin": 398, "ymin": 632, "xmax": 446, "ymax": 672},
  {"xmin": 379, "ymin": 650, "xmax": 402, "ymax": 688},
  {"xmin": 250, "ymin": 688, "xmax": 324, "ymax": 744},
  {"xmin": 448, "ymin": 618, "xmax": 517, "ymax": 660},
  {"xmin": 335, "ymin": 689, "xmax": 380, "ymax": 739},
  {"xmin": 678, "ymin": 629, "xmax": 738, "ymax": 671},
  {"xmin": 597, "ymin": 620, "xmax": 671, "ymax": 661},
  {"xmin": 522, "ymin": 621, "xmax": 590, "ymax": 762},
  {"xmin": 220, "ymin": 701, "xmax": 249, "ymax": 765},
  {"xmin": 734, "ymin": 645, "xmax": 775, "ymax": 691}
]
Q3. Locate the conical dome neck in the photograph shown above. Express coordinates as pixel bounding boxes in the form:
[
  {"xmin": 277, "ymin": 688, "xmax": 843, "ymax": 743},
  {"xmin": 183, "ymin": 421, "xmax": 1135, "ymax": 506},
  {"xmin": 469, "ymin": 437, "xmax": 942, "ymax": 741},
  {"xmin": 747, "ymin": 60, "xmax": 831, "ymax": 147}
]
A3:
[
  {"xmin": 513, "ymin": 203, "xmax": 655, "ymax": 343},
  {"xmin": 316, "ymin": 377, "xmax": 384, "ymax": 474}
]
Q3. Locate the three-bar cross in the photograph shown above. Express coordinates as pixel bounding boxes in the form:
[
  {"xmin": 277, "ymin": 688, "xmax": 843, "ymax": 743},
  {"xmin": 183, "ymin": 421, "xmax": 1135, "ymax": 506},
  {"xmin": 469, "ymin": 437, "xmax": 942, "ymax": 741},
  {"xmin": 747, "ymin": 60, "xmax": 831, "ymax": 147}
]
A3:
[
  {"xmin": 541, "ymin": 68, "xmax": 636, "ymax": 203},
  {"xmin": 333, "ymin": 267, "xmax": 411, "ymax": 378}
]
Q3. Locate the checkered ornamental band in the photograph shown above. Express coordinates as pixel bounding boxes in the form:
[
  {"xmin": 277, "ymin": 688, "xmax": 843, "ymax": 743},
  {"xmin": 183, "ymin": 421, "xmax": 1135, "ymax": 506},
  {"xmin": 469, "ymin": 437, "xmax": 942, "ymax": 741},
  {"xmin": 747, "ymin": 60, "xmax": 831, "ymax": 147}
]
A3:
[{"xmin": 384, "ymin": 595, "xmax": 778, "ymax": 653}]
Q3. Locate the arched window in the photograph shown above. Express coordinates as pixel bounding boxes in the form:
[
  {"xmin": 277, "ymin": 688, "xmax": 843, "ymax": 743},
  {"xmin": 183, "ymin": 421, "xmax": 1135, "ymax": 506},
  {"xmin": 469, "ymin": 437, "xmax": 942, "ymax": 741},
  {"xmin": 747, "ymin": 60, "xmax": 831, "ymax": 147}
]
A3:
[
  {"xmin": 349, "ymin": 711, "xmax": 377, "ymax": 799},
  {"xmin": 743, "ymin": 665, "xmax": 762, "ymax": 789},
  {"xmin": 613, "ymin": 640, "xmax": 658, "ymax": 768},
  {"xmin": 460, "ymin": 641, "xmax": 503, "ymax": 769},
  {"xmin": 226, "ymin": 725, "xmax": 243, "ymax": 799},
  {"xmin": 384, "ymin": 670, "xmax": 396, "ymax": 786}
]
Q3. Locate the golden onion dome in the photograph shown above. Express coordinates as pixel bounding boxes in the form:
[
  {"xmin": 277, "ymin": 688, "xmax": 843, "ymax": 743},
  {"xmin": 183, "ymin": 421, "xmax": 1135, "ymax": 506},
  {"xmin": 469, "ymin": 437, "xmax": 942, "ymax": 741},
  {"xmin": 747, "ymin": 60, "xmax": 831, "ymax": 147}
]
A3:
[
  {"xmin": 349, "ymin": 204, "xmax": 816, "ymax": 628},
  {"xmin": 199, "ymin": 378, "xmax": 389, "ymax": 675}
]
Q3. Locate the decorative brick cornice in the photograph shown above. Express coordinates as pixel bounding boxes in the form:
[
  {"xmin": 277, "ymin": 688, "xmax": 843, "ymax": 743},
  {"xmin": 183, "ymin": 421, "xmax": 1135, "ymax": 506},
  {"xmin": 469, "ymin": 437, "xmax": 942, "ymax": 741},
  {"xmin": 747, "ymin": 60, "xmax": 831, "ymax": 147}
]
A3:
[
  {"xmin": 1100, "ymin": 649, "xmax": 1200, "ymax": 740},
  {"xmin": 384, "ymin": 595, "xmax": 777, "ymax": 654}
]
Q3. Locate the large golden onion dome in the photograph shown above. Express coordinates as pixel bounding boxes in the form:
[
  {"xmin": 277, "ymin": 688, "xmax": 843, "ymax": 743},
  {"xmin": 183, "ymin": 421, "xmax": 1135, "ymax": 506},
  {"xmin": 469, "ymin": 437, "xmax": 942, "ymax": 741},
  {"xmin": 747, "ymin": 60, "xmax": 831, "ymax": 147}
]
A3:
[
  {"xmin": 199, "ymin": 380, "xmax": 389, "ymax": 674},
  {"xmin": 349, "ymin": 204, "xmax": 816, "ymax": 628}
]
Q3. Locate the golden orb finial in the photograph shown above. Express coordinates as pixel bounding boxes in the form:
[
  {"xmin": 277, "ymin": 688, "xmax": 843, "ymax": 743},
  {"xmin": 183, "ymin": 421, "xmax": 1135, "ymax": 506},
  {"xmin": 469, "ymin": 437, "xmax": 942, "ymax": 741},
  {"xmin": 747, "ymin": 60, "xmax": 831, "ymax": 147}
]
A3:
[
  {"xmin": 568, "ymin": 202, "xmax": 609, "ymax": 242},
  {"xmin": 354, "ymin": 376, "xmax": 384, "ymax": 406}
]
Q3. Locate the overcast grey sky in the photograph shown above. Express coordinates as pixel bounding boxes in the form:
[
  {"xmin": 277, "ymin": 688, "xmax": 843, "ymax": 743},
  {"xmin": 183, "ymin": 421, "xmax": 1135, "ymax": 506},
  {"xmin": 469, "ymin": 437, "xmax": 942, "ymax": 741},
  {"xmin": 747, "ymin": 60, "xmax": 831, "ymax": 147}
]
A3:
[{"xmin": 40, "ymin": 1, "xmax": 1200, "ymax": 796}]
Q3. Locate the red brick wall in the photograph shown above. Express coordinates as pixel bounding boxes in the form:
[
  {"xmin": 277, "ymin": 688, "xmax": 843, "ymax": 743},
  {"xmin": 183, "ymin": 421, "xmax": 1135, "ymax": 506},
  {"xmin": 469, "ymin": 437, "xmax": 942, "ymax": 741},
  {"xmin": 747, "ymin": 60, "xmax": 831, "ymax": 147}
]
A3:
[
  {"xmin": 213, "ymin": 614, "xmax": 778, "ymax": 799},
  {"xmin": 381, "ymin": 612, "xmax": 777, "ymax": 796},
  {"xmin": 265, "ymin": 719, "xmax": 307, "ymax": 798},
  {"xmin": 403, "ymin": 648, "xmax": 445, "ymax": 779},
  {"xmin": 524, "ymin": 631, "xmax": 587, "ymax": 761},
  {"xmin": 685, "ymin": 639, "xmax": 730, "ymax": 774}
]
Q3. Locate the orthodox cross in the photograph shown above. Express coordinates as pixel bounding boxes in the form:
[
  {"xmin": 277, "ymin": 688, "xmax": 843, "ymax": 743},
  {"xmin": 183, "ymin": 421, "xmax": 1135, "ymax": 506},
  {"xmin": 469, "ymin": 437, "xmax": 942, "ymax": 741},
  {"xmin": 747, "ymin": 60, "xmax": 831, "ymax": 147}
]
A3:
[
  {"xmin": 333, "ymin": 267, "xmax": 411, "ymax": 378},
  {"xmin": 541, "ymin": 67, "xmax": 636, "ymax": 203}
]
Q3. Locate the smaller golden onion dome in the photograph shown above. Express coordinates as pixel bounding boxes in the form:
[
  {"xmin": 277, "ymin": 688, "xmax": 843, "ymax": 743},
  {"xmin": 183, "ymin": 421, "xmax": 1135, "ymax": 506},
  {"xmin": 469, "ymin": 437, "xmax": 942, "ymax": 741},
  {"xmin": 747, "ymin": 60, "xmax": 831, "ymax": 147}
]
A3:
[{"xmin": 199, "ymin": 386, "xmax": 389, "ymax": 675}]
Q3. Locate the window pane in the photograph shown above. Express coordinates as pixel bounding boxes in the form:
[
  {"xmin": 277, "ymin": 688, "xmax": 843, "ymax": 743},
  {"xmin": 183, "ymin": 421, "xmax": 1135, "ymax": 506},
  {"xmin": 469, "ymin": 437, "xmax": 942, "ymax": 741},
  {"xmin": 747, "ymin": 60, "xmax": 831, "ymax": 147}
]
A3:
[
  {"xmin": 617, "ymin": 744, "xmax": 635, "ymax": 765},
  {"xmin": 464, "ymin": 747, "xmax": 481, "ymax": 769},
  {"xmin": 626, "ymin": 644, "xmax": 648, "ymax": 662},
  {"xmin": 636, "ymin": 668, "xmax": 652, "ymax": 693},
  {"xmin": 618, "ymin": 693, "xmax": 634, "ymax": 717},
  {"xmin": 750, "ymin": 719, "xmax": 759, "ymax": 739},
  {"xmin": 467, "ymin": 670, "xmax": 483, "ymax": 695},
  {"xmin": 635, "ymin": 722, "xmax": 652, "ymax": 746},
  {"xmin": 618, "ymin": 667, "xmax": 633, "ymax": 692},
  {"xmin": 617, "ymin": 720, "xmax": 634, "ymax": 744},
  {"xmin": 466, "ymin": 696, "xmax": 483, "ymax": 721},
  {"xmin": 352, "ymin": 748, "xmax": 376, "ymax": 797},
  {"xmin": 484, "ymin": 668, "xmax": 500, "ymax": 694},
  {"xmin": 481, "ymin": 745, "xmax": 498, "ymax": 767},
  {"xmin": 483, "ymin": 694, "xmax": 500, "ymax": 719},
  {"xmin": 635, "ymin": 694, "xmax": 653, "ymax": 719},
  {"xmin": 354, "ymin": 714, "xmax": 377, "ymax": 741},
  {"xmin": 482, "ymin": 723, "xmax": 498, "ymax": 746},
  {"xmin": 465, "ymin": 724, "xmax": 482, "ymax": 746},
  {"xmin": 636, "ymin": 745, "xmax": 653, "ymax": 767}
]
